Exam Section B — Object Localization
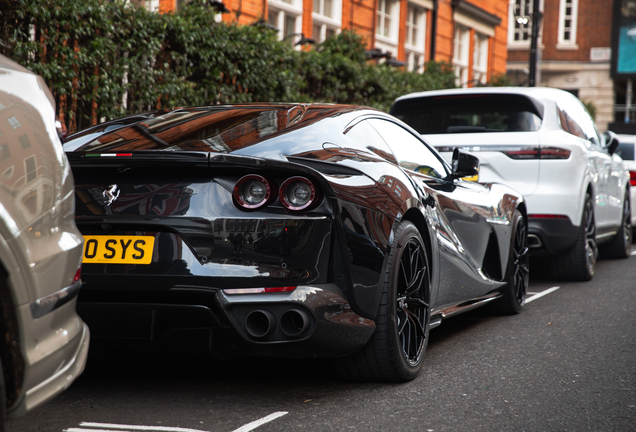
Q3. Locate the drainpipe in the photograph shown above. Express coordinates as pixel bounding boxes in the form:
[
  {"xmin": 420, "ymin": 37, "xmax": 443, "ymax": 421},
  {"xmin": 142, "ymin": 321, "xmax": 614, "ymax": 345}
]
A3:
[
  {"xmin": 625, "ymin": 79, "xmax": 633, "ymax": 124},
  {"xmin": 372, "ymin": 0, "xmax": 378, "ymax": 48},
  {"xmin": 430, "ymin": 0, "xmax": 437, "ymax": 61}
]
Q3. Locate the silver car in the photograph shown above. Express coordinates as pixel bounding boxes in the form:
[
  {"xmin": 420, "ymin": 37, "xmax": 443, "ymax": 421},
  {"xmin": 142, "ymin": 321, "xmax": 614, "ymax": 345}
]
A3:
[{"xmin": 0, "ymin": 55, "xmax": 89, "ymax": 426}]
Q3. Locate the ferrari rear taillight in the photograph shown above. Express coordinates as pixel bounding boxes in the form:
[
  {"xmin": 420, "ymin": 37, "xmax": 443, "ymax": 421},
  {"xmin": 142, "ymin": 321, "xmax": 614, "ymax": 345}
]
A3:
[
  {"xmin": 233, "ymin": 174, "xmax": 274, "ymax": 210},
  {"xmin": 279, "ymin": 177, "xmax": 317, "ymax": 211},
  {"xmin": 630, "ymin": 171, "xmax": 636, "ymax": 187},
  {"xmin": 233, "ymin": 174, "xmax": 321, "ymax": 212}
]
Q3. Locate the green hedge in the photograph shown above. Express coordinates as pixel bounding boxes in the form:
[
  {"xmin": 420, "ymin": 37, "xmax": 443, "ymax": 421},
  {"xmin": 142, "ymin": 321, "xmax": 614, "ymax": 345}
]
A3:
[{"xmin": 0, "ymin": 0, "xmax": 457, "ymax": 133}]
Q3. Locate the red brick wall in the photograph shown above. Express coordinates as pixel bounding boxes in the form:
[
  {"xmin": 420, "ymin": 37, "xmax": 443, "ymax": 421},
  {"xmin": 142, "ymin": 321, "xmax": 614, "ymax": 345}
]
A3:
[
  {"xmin": 435, "ymin": 0, "xmax": 455, "ymax": 62},
  {"xmin": 509, "ymin": 0, "xmax": 613, "ymax": 63},
  {"xmin": 159, "ymin": 0, "xmax": 176, "ymax": 14},
  {"xmin": 221, "ymin": 0, "xmax": 266, "ymax": 24},
  {"xmin": 157, "ymin": 0, "xmax": 509, "ymax": 77},
  {"xmin": 342, "ymin": 0, "xmax": 376, "ymax": 46}
]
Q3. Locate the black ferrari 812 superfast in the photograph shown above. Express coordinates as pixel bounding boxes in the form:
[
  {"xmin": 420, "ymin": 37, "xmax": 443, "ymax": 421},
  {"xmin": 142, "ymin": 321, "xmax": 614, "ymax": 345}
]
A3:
[{"xmin": 64, "ymin": 103, "xmax": 529, "ymax": 382}]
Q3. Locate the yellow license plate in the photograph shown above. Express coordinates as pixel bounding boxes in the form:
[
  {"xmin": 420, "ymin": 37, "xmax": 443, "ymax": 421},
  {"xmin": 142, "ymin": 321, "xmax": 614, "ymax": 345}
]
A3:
[{"xmin": 83, "ymin": 235, "xmax": 155, "ymax": 264}]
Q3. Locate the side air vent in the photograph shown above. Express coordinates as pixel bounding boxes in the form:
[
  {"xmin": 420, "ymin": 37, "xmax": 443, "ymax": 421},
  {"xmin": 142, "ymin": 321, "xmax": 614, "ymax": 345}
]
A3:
[
  {"xmin": 331, "ymin": 230, "xmax": 349, "ymax": 292},
  {"xmin": 287, "ymin": 157, "xmax": 363, "ymax": 176}
]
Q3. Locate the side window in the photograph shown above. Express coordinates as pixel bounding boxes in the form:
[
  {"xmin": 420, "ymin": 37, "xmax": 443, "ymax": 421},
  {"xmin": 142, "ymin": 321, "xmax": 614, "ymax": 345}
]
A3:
[
  {"xmin": 368, "ymin": 119, "xmax": 447, "ymax": 178},
  {"xmin": 344, "ymin": 119, "xmax": 399, "ymax": 164},
  {"xmin": 557, "ymin": 99, "xmax": 585, "ymax": 139},
  {"xmin": 557, "ymin": 95, "xmax": 601, "ymax": 145}
]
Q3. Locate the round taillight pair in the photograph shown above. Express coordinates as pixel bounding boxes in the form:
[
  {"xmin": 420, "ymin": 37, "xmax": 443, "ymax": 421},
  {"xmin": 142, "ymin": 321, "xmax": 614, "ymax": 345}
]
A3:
[{"xmin": 233, "ymin": 175, "xmax": 318, "ymax": 211}]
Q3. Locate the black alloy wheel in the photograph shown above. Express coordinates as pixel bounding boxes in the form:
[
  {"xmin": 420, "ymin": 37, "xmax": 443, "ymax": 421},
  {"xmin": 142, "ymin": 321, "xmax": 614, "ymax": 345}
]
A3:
[
  {"xmin": 395, "ymin": 236, "xmax": 430, "ymax": 365},
  {"xmin": 494, "ymin": 210, "xmax": 529, "ymax": 315},
  {"xmin": 552, "ymin": 193, "xmax": 596, "ymax": 281},
  {"xmin": 599, "ymin": 189, "xmax": 632, "ymax": 259},
  {"xmin": 335, "ymin": 221, "xmax": 431, "ymax": 382},
  {"xmin": 583, "ymin": 197, "xmax": 597, "ymax": 274}
]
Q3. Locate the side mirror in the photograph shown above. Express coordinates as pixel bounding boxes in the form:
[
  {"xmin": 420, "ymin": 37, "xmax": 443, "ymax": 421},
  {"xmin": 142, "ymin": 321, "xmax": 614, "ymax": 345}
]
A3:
[
  {"xmin": 450, "ymin": 148, "xmax": 479, "ymax": 179},
  {"xmin": 602, "ymin": 130, "xmax": 620, "ymax": 155}
]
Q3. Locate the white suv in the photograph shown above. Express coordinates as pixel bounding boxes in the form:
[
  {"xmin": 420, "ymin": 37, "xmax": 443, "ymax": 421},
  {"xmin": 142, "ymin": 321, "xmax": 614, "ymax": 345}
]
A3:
[
  {"xmin": 615, "ymin": 134, "xmax": 636, "ymax": 228},
  {"xmin": 391, "ymin": 87, "xmax": 631, "ymax": 281},
  {"xmin": 0, "ymin": 55, "xmax": 89, "ymax": 427}
]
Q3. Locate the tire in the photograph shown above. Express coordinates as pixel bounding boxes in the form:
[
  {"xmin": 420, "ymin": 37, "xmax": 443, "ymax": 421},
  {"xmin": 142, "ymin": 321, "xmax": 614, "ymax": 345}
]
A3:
[
  {"xmin": 551, "ymin": 194, "xmax": 596, "ymax": 281},
  {"xmin": 334, "ymin": 221, "xmax": 430, "ymax": 382},
  {"xmin": 599, "ymin": 189, "xmax": 632, "ymax": 259},
  {"xmin": 493, "ymin": 210, "xmax": 529, "ymax": 315},
  {"xmin": 0, "ymin": 356, "xmax": 5, "ymax": 432}
]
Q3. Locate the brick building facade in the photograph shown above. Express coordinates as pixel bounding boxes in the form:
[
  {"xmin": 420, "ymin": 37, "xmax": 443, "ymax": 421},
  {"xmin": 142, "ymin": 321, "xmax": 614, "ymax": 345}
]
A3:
[
  {"xmin": 132, "ymin": 0, "xmax": 510, "ymax": 87},
  {"xmin": 507, "ymin": 0, "xmax": 615, "ymax": 130}
]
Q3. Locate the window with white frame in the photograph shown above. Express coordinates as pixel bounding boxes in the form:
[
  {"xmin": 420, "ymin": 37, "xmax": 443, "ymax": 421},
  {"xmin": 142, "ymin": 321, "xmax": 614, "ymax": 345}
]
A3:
[
  {"xmin": 472, "ymin": 33, "xmax": 488, "ymax": 85},
  {"xmin": 405, "ymin": 3, "xmax": 426, "ymax": 73},
  {"xmin": 268, "ymin": 0, "xmax": 303, "ymax": 43},
  {"xmin": 557, "ymin": 0, "xmax": 578, "ymax": 47},
  {"xmin": 453, "ymin": 24, "xmax": 470, "ymax": 87},
  {"xmin": 314, "ymin": 0, "xmax": 333, "ymax": 18},
  {"xmin": 377, "ymin": 0, "xmax": 400, "ymax": 41},
  {"xmin": 312, "ymin": 0, "xmax": 341, "ymax": 42},
  {"xmin": 7, "ymin": 116, "xmax": 21, "ymax": 129},
  {"xmin": 24, "ymin": 155, "xmax": 37, "ymax": 183},
  {"xmin": 509, "ymin": 0, "xmax": 532, "ymax": 45}
]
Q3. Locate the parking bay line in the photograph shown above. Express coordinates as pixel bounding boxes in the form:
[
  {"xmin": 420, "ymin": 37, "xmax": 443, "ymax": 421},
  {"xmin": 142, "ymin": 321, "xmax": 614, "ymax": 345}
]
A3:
[
  {"xmin": 525, "ymin": 286, "xmax": 560, "ymax": 304},
  {"xmin": 66, "ymin": 423, "xmax": 210, "ymax": 432},
  {"xmin": 231, "ymin": 412, "xmax": 289, "ymax": 432},
  {"xmin": 64, "ymin": 412, "xmax": 289, "ymax": 432}
]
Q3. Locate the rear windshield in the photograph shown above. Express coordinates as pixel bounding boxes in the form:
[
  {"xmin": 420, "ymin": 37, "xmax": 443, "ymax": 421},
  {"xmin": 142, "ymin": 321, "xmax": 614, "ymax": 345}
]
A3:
[
  {"xmin": 390, "ymin": 94, "xmax": 543, "ymax": 134},
  {"xmin": 616, "ymin": 143, "xmax": 635, "ymax": 161}
]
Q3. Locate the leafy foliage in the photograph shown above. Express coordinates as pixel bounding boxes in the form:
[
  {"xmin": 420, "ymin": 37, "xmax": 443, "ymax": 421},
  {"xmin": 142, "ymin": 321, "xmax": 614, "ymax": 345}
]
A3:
[
  {"xmin": 0, "ymin": 0, "xmax": 456, "ymax": 132},
  {"xmin": 582, "ymin": 100, "xmax": 597, "ymax": 121},
  {"xmin": 485, "ymin": 72, "xmax": 515, "ymax": 87}
]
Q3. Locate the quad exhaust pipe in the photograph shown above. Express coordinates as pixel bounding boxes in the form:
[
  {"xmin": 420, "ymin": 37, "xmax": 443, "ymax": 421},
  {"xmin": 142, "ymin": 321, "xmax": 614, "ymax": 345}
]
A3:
[{"xmin": 243, "ymin": 308, "xmax": 311, "ymax": 339}]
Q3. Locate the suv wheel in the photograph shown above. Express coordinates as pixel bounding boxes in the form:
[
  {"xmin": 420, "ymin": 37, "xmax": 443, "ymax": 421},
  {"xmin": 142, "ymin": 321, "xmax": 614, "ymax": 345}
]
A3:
[{"xmin": 551, "ymin": 194, "xmax": 596, "ymax": 281}]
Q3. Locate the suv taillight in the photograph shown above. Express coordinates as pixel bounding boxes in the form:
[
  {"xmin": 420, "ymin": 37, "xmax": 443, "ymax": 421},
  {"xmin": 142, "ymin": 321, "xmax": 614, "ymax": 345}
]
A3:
[{"xmin": 503, "ymin": 146, "xmax": 571, "ymax": 160}]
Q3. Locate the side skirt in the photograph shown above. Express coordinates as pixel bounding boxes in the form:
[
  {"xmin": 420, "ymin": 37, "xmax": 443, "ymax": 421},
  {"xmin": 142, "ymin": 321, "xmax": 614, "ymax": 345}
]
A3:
[{"xmin": 430, "ymin": 289, "xmax": 504, "ymax": 329}]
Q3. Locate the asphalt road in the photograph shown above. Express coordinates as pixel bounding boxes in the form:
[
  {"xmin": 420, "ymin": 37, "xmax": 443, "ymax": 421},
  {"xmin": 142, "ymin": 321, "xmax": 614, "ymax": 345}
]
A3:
[{"xmin": 8, "ymin": 251, "xmax": 636, "ymax": 432}]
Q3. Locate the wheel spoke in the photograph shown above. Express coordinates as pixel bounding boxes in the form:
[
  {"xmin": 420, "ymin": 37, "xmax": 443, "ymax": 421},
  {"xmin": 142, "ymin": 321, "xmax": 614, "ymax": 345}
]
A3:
[{"xmin": 406, "ymin": 297, "xmax": 429, "ymax": 308}]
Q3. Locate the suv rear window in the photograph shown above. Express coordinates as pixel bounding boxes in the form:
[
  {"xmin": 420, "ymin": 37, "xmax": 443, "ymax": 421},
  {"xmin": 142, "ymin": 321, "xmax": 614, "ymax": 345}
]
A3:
[
  {"xmin": 390, "ymin": 94, "xmax": 543, "ymax": 134},
  {"xmin": 616, "ymin": 143, "xmax": 635, "ymax": 161}
]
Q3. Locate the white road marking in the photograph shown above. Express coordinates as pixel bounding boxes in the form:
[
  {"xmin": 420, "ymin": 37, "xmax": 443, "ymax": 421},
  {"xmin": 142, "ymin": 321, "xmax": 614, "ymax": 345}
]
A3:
[
  {"xmin": 66, "ymin": 423, "xmax": 209, "ymax": 432},
  {"xmin": 64, "ymin": 412, "xmax": 289, "ymax": 432},
  {"xmin": 630, "ymin": 249, "xmax": 636, "ymax": 256},
  {"xmin": 525, "ymin": 286, "xmax": 560, "ymax": 304},
  {"xmin": 231, "ymin": 412, "xmax": 289, "ymax": 432}
]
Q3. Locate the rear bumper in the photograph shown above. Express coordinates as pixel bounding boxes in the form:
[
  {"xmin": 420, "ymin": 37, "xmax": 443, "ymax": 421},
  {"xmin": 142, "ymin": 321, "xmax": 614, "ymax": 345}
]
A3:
[
  {"xmin": 9, "ymin": 312, "xmax": 89, "ymax": 418},
  {"xmin": 527, "ymin": 216, "xmax": 579, "ymax": 256},
  {"xmin": 78, "ymin": 283, "xmax": 375, "ymax": 358}
]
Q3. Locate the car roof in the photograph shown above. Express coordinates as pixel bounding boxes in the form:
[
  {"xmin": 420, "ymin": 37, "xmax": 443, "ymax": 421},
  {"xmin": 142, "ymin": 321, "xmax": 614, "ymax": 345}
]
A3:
[
  {"xmin": 393, "ymin": 86, "xmax": 567, "ymax": 105},
  {"xmin": 63, "ymin": 103, "xmax": 385, "ymax": 156}
]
